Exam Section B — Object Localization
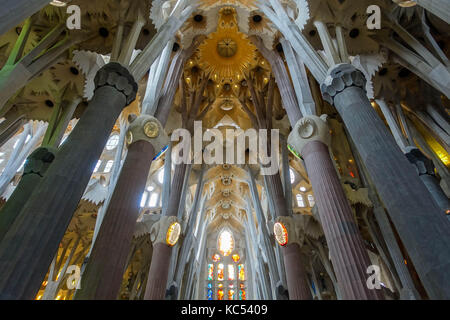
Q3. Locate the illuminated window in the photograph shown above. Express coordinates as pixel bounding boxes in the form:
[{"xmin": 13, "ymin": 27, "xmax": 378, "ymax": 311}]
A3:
[
  {"xmin": 238, "ymin": 264, "xmax": 245, "ymax": 281},
  {"xmin": 212, "ymin": 254, "xmax": 220, "ymax": 262},
  {"xmin": 296, "ymin": 194, "xmax": 305, "ymax": 207},
  {"xmin": 228, "ymin": 289, "xmax": 235, "ymax": 300},
  {"xmin": 140, "ymin": 192, "xmax": 148, "ymax": 208},
  {"xmin": 232, "ymin": 254, "xmax": 240, "ymax": 262},
  {"xmin": 148, "ymin": 193, "xmax": 158, "ymax": 207},
  {"xmin": 299, "ymin": 186, "xmax": 306, "ymax": 192},
  {"xmin": 239, "ymin": 289, "xmax": 246, "ymax": 300},
  {"xmin": 93, "ymin": 160, "xmax": 102, "ymax": 173},
  {"xmin": 207, "ymin": 289, "xmax": 213, "ymax": 300},
  {"xmin": 289, "ymin": 168, "xmax": 295, "ymax": 184},
  {"xmin": 105, "ymin": 134, "xmax": 119, "ymax": 150},
  {"xmin": 157, "ymin": 169, "xmax": 165, "ymax": 184},
  {"xmin": 218, "ymin": 230, "xmax": 234, "ymax": 256},
  {"xmin": 228, "ymin": 265, "xmax": 235, "ymax": 281},
  {"xmin": 207, "ymin": 264, "xmax": 214, "ymax": 281},
  {"xmin": 217, "ymin": 289, "xmax": 224, "ymax": 300},
  {"xmin": 307, "ymin": 194, "xmax": 315, "ymax": 207},
  {"xmin": 218, "ymin": 264, "xmax": 224, "ymax": 281},
  {"xmin": 104, "ymin": 160, "xmax": 114, "ymax": 173}
]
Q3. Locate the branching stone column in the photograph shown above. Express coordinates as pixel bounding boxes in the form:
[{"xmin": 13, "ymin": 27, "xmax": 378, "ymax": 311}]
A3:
[
  {"xmin": 404, "ymin": 147, "xmax": 450, "ymax": 216},
  {"xmin": 288, "ymin": 115, "xmax": 382, "ymax": 300},
  {"xmin": 321, "ymin": 63, "xmax": 450, "ymax": 299},
  {"xmin": 0, "ymin": 147, "xmax": 56, "ymax": 242},
  {"xmin": 144, "ymin": 164, "xmax": 187, "ymax": 299},
  {"xmin": 0, "ymin": 62, "xmax": 137, "ymax": 300},
  {"xmin": 75, "ymin": 115, "xmax": 168, "ymax": 300},
  {"xmin": 394, "ymin": 0, "xmax": 450, "ymax": 24}
]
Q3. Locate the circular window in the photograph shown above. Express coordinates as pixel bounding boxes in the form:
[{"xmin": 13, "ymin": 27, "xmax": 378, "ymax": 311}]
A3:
[{"xmin": 105, "ymin": 134, "xmax": 119, "ymax": 150}]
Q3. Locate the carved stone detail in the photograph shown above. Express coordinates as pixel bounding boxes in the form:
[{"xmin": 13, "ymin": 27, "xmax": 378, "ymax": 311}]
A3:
[
  {"xmin": 126, "ymin": 115, "xmax": 169, "ymax": 154},
  {"xmin": 150, "ymin": 216, "xmax": 180, "ymax": 246},
  {"xmin": 23, "ymin": 146, "xmax": 58, "ymax": 177},
  {"xmin": 288, "ymin": 115, "xmax": 331, "ymax": 153},
  {"xmin": 94, "ymin": 62, "xmax": 138, "ymax": 105},
  {"xmin": 404, "ymin": 147, "xmax": 435, "ymax": 176},
  {"xmin": 320, "ymin": 63, "xmax": 366, "ymax": 105}
]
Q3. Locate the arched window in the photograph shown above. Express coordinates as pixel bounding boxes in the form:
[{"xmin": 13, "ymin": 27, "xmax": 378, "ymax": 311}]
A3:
[
  {"xmin": 289, "ymin": 168, "xmax": 295, "ymax": 184},
  {"xmin": 157, "ymin": 169, "xmax": 165, "ymax": 184},
  {"xmin": 308, "ymin": 194, "xmax": 315, "ymax": 207},
  {"xmin": 140, "ymin": 192, "xmax": 148, "ymax": 208},
  {"xmin": 105, "ymin": 134, "xmax": 119, "ymax": 150},
  {"xmin": 296, "ymin": 194, "xmax": 305, "ymax": 207},
  {"xmin": 93, "ymin": 160, "xmax": 102, "ymax": 173},
  {"xmin": 104, "ymin": 160, "xmax": 114, "ymax": 173},
  {"xmin": 148, "ymin": 193, "xmax": 158, "ymax": 207},
  {"xmin": 218, "ymin": 230, "xmax": 234, "ymax": 256}
]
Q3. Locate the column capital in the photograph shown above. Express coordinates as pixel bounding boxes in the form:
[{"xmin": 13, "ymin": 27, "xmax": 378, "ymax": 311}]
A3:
[
  {"xmin": 320, "ymin": 63, "xmax": 366, "ymax": 105},
  {"xmin": 287, "ymin": 115, "xmax": 331, "ymax": 154},
  {"xmin": 126, "ymin": 115, "xmax": 169, "ymax": 153},
  {"xmin": 404, "ymin": 147, "xmax": 435, "ymax": 176},
  {"xmin": 150, "ymin": 216, "xmax": 182, "ymax": 246},
  {"xmin": 274, "ymin": 216, "xmax": 304, "ymax": 248},
  {"xmin": 94, "ymin": 62, "xmax": 138, "ymax": 105},
  {"xmin": 23, "ymin": 146, "xmax": 57, "ymax": 177}
]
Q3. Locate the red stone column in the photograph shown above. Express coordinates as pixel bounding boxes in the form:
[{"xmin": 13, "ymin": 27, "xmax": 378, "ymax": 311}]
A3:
[
  {"xmin": 144, "ymin": 163, "xmax": 187, "ymax": 300},
  {"xmin": 75, "ymin": 141, "xmax": 155, "ymax": 299},
  {"xmin": 74, "ymin": 114, "xmax": 167, "ymax": 300},
  {"xmin": 289, "ymin": 115, "xmax": 383, "ymax": 300},
  {"xmin": 265, "ymin": 172, "xmax": 312, "ymax": 300},
  {"xmin": 282, "ymin": 243, "xmax": 312, "ymax": 300}
]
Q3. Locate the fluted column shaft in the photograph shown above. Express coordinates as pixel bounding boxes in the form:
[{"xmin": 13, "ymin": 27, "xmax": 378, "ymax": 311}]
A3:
[
  {"xmin": 144, "ymin": 163, "xmax": 188, "ymax": 300},
  {"xmin": 265, "ymin": 172, "xmax": 312, "ymax": 300},
  {"xmin": 75, "ymin": 141, "xmax": 155, "ymax": 299},
  {"xmin": 302, "ymin": 141, "xmax": 382, "ymax": 299},
  {"xmin": 0, "ymin": 63, "xmax": 137, "ymax": 300},
  {"xmin": 415, "ymin": 0, "xmax": 450, "ymax": 24},
  {"xmin": 0, "ymin": 147, "xmax": 56, "ymax": 242},
  {"xmin": 0, "ymin": 0, "xmax": 49, "ymax": 36},
  {"xmin": 321, "ymin": 64, "xmax": 450, "ymax": 299}
]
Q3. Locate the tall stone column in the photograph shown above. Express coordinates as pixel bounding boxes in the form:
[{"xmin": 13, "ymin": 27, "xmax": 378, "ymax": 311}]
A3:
[
  {"xmin": 0, "ymin": 147, "xmax": 56, "ymax": 242},
  {"xmin": 404, "ymin": 147, "xmax": 450, "ymax": 216},
  {"xmin": 288, "ymin": 115, "xmax": 383, "ymax": 300},
  {"xmin": 0, "ymin": 62, "xmax": 137, "ymax": 300},
  {"xmin": 394, "ymin": 0, "xmax": 450, "ymax": 24},
  {"xmin": 0, "ymin": 0, "xmax": 49, "ymax": 35},
  {"xmin": 144, "ymin": 163, "xmax": 187, "ymax": 299},
  {"xmin": 75, "ymin": 115, "xmax": 168, "ymax": 300},
  {"xmin": 265, "ymin": 172, "xmax": 312, "ymax": 300},
  {"xmin": 321, "ymin": 63, "xmax": 450, "ymax": 299}
]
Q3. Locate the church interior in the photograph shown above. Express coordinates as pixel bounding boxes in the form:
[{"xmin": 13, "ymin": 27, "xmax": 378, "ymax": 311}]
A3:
[{"xmin": 0, "ymin": 0, "xmax": 449, "ymax": 301}]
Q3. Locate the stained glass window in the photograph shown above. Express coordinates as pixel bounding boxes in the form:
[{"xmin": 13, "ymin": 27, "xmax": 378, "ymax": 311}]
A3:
[
  {"xmin": 232, "ymin": 254, "xmax": 240, "ymax": 262},
  {"xmin": 207, "ymin": 264, "xmax": 214, "ymax": 281},
  {"xmin": 308, "ymin": 194, "xmax": 315, "ymax": 207},
  {"xmin": 212, "ymin": 254, "xmax": 220, "ymax": 262},
  {"xmin": 239, "ymin": 289, "xmax": 246, "ymax": 300},
  {"xmin": 218, "ymin": 230, "xmax": 234, "ymax": 256},
  {"xmin": 289, "ymin": 168, "xmax": 295, "ymax": 184},
  {"xmin": 296, "ymin": 194, "xmax": 305, "ymax": 207},
  {"xmin": 228, "ymin": 264, "xmax": 235, "ymax": 281},
  {"xmin": 218, "ymin": 264, "xmax": 224, "ymax": 281},
  {"xmin": 207, "ymin": 289, "xmax": 213, "ymax": 300},
  {"xmin": 217, "ymin": 289, "xmax": 224, "ymax": 300},
  {"xmin": 207, "ymin": 283, "xmax": 212, "ymax": 289},
  {"xmin": 228, "ymin": 289, "xmax": 235, "ymax": 300},
  {"xmin": 238, "ymin": 264, "xmax": 245, "ymax": 281}
]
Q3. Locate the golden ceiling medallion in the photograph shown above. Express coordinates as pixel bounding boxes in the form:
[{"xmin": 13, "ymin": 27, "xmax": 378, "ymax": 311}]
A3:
[
  {"xmin": 197, "ymin": 7, "xmax": 257, "ymax": 84},
  {"xmin": 144, "ymin": 121, "xmax": 159, "ymax": 138},
  {"xmin": 217, "ymin": 38, "xmax": 237, "ymax": 57}
]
